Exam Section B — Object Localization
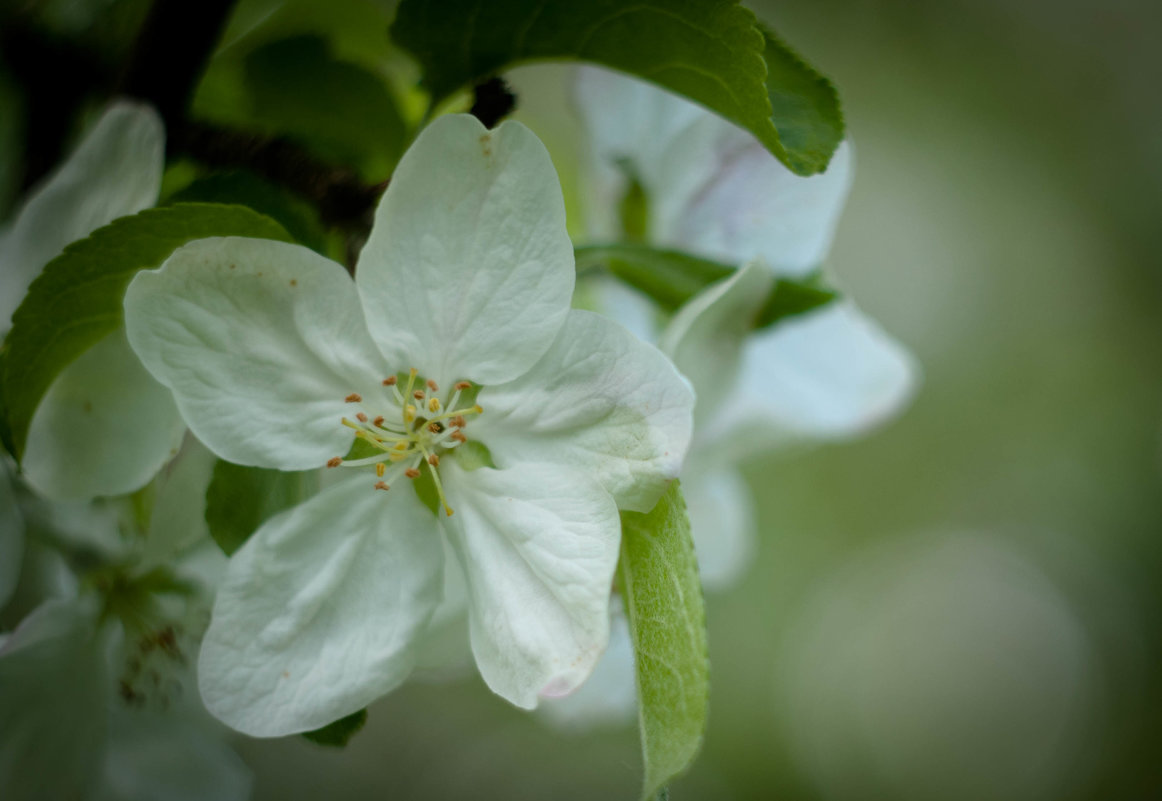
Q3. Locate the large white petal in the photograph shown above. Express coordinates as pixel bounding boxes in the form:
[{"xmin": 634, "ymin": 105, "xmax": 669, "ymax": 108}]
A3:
[
  {"xmin": 125, "ymin": 237, "xmax": 393, "ymax": 470},
  {"xmin": 139, "ymin": 437, "xmax": 218, "ymax": 570},
  {"xmin": 0, "ymin": 598, "xmax": 108, "ymax": 801},
  {"xmin": 93, "ymin": 712, "xmax": 252, "ymax": 801},
  {"xmin": 0, "ymin": 102, "xmax": 162, "ymax": 330},
  {"xmin": 198, "ymin": 476, "xmax": 443, "ymax": 736},
  {"xmin": 685, "ymin": 465, "xmax": 757, "ymax": 591},
  {"xmin": 441, "ymin": 460, "xmax": 620, "ymax": 709},
  {"xmin": 0, "ymin": 463, "xmax": 24, "ymax": 609},
  {"xmin": 356, "ymin": 114, "xmax": 575, "ymax": 386},
  {"xmin": 661, "ymin": 141, "xmax": 853, "ymax": 277},
  {"xmin": 474, "ymin": 309, "xmax": 694, "ymax": 514},
  {"xmin": 21, "ymin": 327, "xmax": 185, "ymax": 501},
  {"xmin": 659, "ymin": 260, "xmax": 773, "ymax": 428},
  {"xmin": 708, "ymin": 303, "xmax": 919, "ymax": 452}
]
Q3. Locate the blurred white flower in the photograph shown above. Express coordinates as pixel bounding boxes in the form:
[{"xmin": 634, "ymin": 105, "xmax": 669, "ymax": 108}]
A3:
[
  {"xmin": 0, "ymin": 101, "xmax": 185, "ymax": 502},
  {"xmin": 123, "ymin": 114, "xmax": 694, "ymax": 736}
]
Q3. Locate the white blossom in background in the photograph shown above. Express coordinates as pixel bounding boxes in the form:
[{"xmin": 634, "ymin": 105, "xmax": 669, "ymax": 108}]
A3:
[
  {"xmin": 123, "ymin": 113, "xmax": 694, "ymax": 737},
  {"xmin": 0, "ymin": 440, "xmax": 252, "ymax": 801},
  {"xmin": 574, "ymin": 65, "xmax": 918, "ymax": 588},
  {"xmin": 0, "ymin": 100, "xmax": 185, "ymax": 502},
  {"xmin": 539, "ymin": 68, "xmax": 919, "ymax": 730}
]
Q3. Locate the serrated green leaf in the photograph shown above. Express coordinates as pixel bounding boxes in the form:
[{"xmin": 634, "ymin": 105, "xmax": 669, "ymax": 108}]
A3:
[
  {"xmin": 1, "ymin": 203, "xmax": 291, "ymax": 460},
  {"xmin": 390, "ymin": 0, "xmax": 843, "ymax": 175},
  {"xmin": 203, "ymin": 461, "xmax": 318, "ymax": 556},
  {"xmin": 575, "ymin": 243, "xmax": 838, "ymax": 326},
  {"xmin": 618, "ymin": 481, "xmax": 708, "ymax": 801},
  {"xmin": 244, "ymin": 34, "xmax": 409, "ymax": 179},
  {"xmin": 301, "ymin": 708, "xmax": 368, "ymax": 748}
]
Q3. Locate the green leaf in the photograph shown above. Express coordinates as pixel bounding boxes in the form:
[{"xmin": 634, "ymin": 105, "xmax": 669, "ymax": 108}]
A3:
[
  {"xmin": 1, "ymin": 203, "xmax": 291, "ymax": 460},
  {"xmin": 301, "ymin": 708, "xmax": 368, "ymax": 748},
  {"xmin": 575, "ymin": 243, "xmax": 838, "ymax": 326},
  {"xmin": 204, "ymin": 461, "xmax": 319, "ymax": 556},
  {"xmin": 618, "ymin": 481, "xmax": 708, "ymax": 801},
  {"xmin": 244, "ymin": 34, "xmax": 409, "ymax": 179},
  {"xmin": 166, "ymin": 170, "xmax": 327, "ymax": 253},
  {"xmin": 390, "ymin": 0, "xmax": 843, "ymax": 175}
]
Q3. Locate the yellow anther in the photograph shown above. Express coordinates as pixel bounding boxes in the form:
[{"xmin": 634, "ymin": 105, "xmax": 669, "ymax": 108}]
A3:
[
  {"xmin": 428, "ymin": 397, "xmax": 441, "ymax": 413},
  {"xmin": 375, "ymin": 462, "xmax": 386, "ymax": 477},
  {"xmin": 404, "ymin": 404, "xmax": 417, "ymax": 422},
  {"xmin": 393, "ymin": 442, "xmax": 407, "ymax": 451}
]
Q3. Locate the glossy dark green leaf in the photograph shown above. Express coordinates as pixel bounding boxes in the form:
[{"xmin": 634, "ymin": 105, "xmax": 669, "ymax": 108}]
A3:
[
  {"xmin": 391, "ymin": 0, "xmax": 843, "ymax": 174},
  {"xmin": 618, "ymin": 481, "xmax": 708, "ymax": 801},
  {"xmin": 203, "ymin": 461, "xmax": 318, "ymax": 556},
  {"xmin": 1, "ymin": 203, "xmax": 291, "ymax": 459}
]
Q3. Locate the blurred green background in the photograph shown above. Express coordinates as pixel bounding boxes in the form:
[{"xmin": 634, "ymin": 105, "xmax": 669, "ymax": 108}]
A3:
[{"xmin": 4, "ymin": 0, "xmax": 1161, "ymax": 798}]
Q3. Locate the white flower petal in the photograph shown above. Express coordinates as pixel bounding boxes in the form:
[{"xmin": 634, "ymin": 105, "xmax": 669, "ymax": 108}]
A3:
[
  {"xmin": 663, "ymin": 141, "xmax": 853, "ymax": 277},
  {"xmin": 139, "ymin": 437, "xmax": 218, "ymax": 570},
  {"xmin": 709, "ymin": 303, "xmax": 919, "ymax": 450},
  {"xmin": 441, "ymin": 460, "xmax": 620, "ymax": 709},
  {"xmin": 0, "ymin": 598, "xmax": 108, "ymax": 801},
  {"xmin": 659, "ymin": 260, "xmax": 773, "ymax": 428},
  {"xmin": 0, "ymin": 101, "xmax": 163, "ymax": 330},
  {"xmin": 0, "ymin": 463, "xmax": 24, "ymax": 609},
  {"xmin": 356, "ymin": 114, "xmax": 575, "ymax": 386},
  {"xmin": 21, "ymin": 327, "xmax": 185, "ymax": 501},
  {"xmin": 198, "ymin": 476, "xmax": 443, "ymax": 736},
  {"xmin": 685, "ymin": 466, "xmax": 757, "ymax": 591},
  {"xmin": 537, "ymin": 596, "xmax": 637, "ymax": 731},
  {"xmin": 93, "ymin": 712, "xmax": 252, "ymax": 801},
  {"xmin": 125, "ymin": 237, "xmax": 392, "ymax": 470},
  {"xmin": 474, "ymin": 309, "xmax": 694, "ymax": 514}
]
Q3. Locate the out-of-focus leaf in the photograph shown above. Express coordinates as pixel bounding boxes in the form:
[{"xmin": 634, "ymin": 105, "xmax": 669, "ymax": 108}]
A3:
[
  {"xmin": 390, "ymin": 0, "xmax": 843, "ymax": 174},
  {"xmin": 203, "ymin": 461, "xmax": 318, "ymax": 556},
  {"xmin": 244, "ymin": 35, "xmax": 409, "ymax": 179},
  {"xmin": 575, "ymin": 243, "xmax": 838, "ymax": 326},
  {"xmin": 618, "ymin": 481, "xmax": 708, "ymax": 801},
  {"xmin": 1, "ymin": 203, "xmax": 291, "ymax": 459},
  {"xmin": 301, "ymin": 709, "xmax": 368, "ymax": 748}
]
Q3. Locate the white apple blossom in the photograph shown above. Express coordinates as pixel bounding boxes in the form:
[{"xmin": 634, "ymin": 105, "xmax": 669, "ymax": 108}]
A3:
[
  {"xmin": 0, "ymin": 440, "xmax": 251, "ymax": 801},
  {"xmin": 122, "ymin": 113, "xmax": 694, "ymax": 736},
  {"xmin": 0, "ymin": 100, "xmax": 184, "ymax": 503},
  {"xmin": 574, "ymin": 65, "xmax": 918, "ymax": 588}
]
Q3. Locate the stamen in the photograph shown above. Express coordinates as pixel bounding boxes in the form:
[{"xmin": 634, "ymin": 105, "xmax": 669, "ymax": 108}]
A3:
[
  {"xmin": 455, "ymin": 381, "xmax": 471, "ymax": 391},
  {"xmin": 327, "ymin": 457, "xmax": 342, "ymax": 468},
  {"xmin": 345, "ymin": 393, "xmax": 362, "ymax": 403},
  {"xmin": 404, "ymin": 404, "xmax": 417, "ymax": 423},
  {"xmin": 373, "ymin": 416, "xmax": 384, "ymax": 427},
  {"xmin": 451, "ymin": 415, "xmax": 467, "ymax": 428},
  {"xmin": 428, "ymin": 422, "xmax": 442, "ymax": 433},
  {"xmin": 428, "ymin": 397, "xmax": 441, "ymax": 413},
  {"xmin": 374, "ymin": 481, "xmax": 390, "ymax": 491},
  {"xmin": 427, "ymin": 454, "xmax": 440, "ymax": 466},
  {"xmin": 451, "ymin": 430, "xmax": 467, "ymax": 443},
  {"xmin": 426, "ymin": 379, "xmax": 439, "ymax": 392},
  {"xmin": 375, "ymin": 463, "xmax": 386, "ymax": 477},
  {"xmin": 413, "ymin": 389, "xmax": 425, "ymax": 400},
  {"xmin": 356, "ymin": 412, "xmax": 368, "ymax": 422},
  {"xmin": 405, "ymin": 468, "xmax": 420, "ymax": 479},
  {"xmin": 420, "ymin": 446, "xmax": 454, "ymax": 517},
  {"xmin": 382, "ymin": 376, "xmax": 397, "ymax": 386}
]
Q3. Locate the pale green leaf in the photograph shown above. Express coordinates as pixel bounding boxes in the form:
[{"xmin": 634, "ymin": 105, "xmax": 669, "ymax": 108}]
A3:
[
  {"xmin": 390, "ymin": 0, "xmax": 843, "ymax": 174},
  {"xmin": 618, "ymin": 481, "xmax": 708, "ymax": 800},
  {"xmin": 1, "ymin": 203, "xmax": 292, "ymax": 459}
]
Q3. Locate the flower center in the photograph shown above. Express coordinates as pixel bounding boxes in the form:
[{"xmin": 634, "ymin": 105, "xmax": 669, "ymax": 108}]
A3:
[{"xmin": 327, "ymin": 368, "xmax": 482, "ymax": 516}]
